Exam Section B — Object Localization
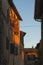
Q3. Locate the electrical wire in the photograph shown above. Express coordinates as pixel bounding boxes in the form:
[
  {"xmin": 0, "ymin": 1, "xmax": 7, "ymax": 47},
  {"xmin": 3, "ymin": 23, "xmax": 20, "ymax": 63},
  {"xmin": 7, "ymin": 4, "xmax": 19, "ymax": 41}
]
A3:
[{"xmin": 20, "ymin": 25, "xmax": 41, "ymax": 27}]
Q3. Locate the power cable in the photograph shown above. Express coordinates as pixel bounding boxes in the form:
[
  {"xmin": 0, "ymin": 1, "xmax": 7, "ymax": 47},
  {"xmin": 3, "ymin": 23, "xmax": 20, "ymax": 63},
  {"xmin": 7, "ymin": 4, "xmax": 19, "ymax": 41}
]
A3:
[{"xmin": 20, "ymin": 25, "xmax": 41, "ymax": 27}]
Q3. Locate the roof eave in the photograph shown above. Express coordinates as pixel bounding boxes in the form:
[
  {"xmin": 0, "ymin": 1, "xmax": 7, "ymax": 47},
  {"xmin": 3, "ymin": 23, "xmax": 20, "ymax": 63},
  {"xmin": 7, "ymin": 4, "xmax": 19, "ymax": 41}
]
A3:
[
  {"xmin": 8, "ymin": 0, "xmax": 23, "ymax": 21},
  {"xmin": 20, "ymin": 31, "xmax": 26, "ymax": 37}
]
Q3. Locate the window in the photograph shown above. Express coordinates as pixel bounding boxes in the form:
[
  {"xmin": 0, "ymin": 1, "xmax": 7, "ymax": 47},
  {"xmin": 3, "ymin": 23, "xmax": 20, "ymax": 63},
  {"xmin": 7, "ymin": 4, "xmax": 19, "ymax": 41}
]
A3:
[
  {"xmin": 0, "ymin": 20, "xmax": 4, "ymax": 32},
  {"xmin": 6, "ymin": 37, "xmax": 9, "ymax": 49},
  {"xmin": 14, "ymin": 45, "xmax": 18, "ymax": 55},
  {"xmin": 10, "ymin": 22, "xmax": 14, "ymax": 28},
  {"xmin": 0, "ymin": 0, "xmax": 2, "ymax": 11},
  {"xmin": 0, "ymin": 56, "xmax": 1, "ymax": 64},
  {"xmin": 7, "ymin": 9, "xmax": 10, "ymax": 23},
  {"xmin": 10, "ymin": 43, "xmax": 14, "ymax": 54},
  {"xmin": 10, "ymin": 43, "xmax": 18, "ymax": 55},
  {"xmin": 0, "ymin": 21, "xmax": 4, "ymax": 44},
  {"xmin": 20, "ymin": 47, "xmax": 22, "ymax": 54},
  {"xmin": 28, "ymin": 55, "xmax": 36, "ymax": 61}
]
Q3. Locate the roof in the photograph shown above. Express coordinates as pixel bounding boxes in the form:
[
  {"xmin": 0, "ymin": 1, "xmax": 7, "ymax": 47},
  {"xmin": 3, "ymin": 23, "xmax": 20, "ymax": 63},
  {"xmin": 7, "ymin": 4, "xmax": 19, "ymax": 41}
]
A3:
[
  {"xmin": 20, "ymin": 31, "xmax": 26, "ymax": 37},
  {"xmin": 24, "ymin": 48, "xmax": 38, "ymax": 53},
  {"xmin": 8, "ymin": 0, "xmax": 22, "ymax": 20}
]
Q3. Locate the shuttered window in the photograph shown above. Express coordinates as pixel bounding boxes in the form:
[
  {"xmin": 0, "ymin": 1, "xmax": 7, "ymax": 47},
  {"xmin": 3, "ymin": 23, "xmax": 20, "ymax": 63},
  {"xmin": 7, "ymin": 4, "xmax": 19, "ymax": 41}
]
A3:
[
  {"xmin": 14, "ymin": 45, "xmax": 18, "ymax": 55},
  {"xmin": 10, "ymin": 44, "xmax": 18, "ymax": 55},
  {"xmin": 6, "ymin": 37, "xmax": 9, "ymax": 49},
  {"xmin": 10, "ymin": 44, "xmax": 14, "ymax": 54}
]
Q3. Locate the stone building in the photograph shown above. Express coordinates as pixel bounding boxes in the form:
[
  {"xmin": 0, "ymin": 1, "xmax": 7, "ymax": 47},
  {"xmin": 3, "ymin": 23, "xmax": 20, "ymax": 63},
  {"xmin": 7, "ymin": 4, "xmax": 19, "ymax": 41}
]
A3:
[
  {"xmin": 24, "ymin": 48, "xmax": 38, "ymax": 65},
  {"xmin": 20, "ymin": 31, "xmax": 26, "ymax": 65},
  {"xmin": 0, "ymin": 0, "xmax": 11, "ymax": 65},
  {"xmin": 34, "ymin": 0, "xmax": 43, "ymax": 65},
  {"xmin": 0, "ymin": 0, "xmax": 24, "ymax": 65},
  {"xmin": 13, "ymin": 31, "xmax": 26, "ymax": 65}
]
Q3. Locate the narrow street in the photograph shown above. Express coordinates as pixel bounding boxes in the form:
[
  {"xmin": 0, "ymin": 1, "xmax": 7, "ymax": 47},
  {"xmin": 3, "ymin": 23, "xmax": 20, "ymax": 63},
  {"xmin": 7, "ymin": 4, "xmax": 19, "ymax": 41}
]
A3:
[{"xmin": 0, "ymin": 0, "xmax": 43, "ymax": 65}]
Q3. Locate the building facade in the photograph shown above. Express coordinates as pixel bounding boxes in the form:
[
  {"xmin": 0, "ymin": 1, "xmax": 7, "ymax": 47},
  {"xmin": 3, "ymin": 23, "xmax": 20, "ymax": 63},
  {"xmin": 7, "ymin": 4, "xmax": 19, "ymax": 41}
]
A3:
[
  {"xmin": 34, "ymin": 0, "xmax": 43, "ymax": 65},
  {"xmin": 0, "ymin": 0, "xmax": 24, "ymax": 65},
  {"xmin": 0, "ymin": 0, "xmax": 11, "ymax": 65},
  {"xmin": 20, "ymin": 31, "xmax": 26, "ymax": 65},
  {"xmin": 13, "ymin": 31, "xmax": 26, "ymax": 65}
]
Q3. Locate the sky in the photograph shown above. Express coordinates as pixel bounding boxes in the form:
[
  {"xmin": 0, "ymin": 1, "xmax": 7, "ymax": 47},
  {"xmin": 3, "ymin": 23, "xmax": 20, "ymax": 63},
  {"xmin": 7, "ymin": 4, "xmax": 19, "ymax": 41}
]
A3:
[{"xmin": 13, "ymin": 0, "xmax": 41, "ymax": 48}]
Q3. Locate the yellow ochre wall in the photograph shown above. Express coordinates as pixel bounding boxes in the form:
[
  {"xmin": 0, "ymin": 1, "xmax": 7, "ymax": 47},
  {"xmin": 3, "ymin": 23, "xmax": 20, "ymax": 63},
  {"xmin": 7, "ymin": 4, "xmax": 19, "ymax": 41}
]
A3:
[{"xmin": 10, "ymin": 8, "xmax": 20, "ymax": 46}]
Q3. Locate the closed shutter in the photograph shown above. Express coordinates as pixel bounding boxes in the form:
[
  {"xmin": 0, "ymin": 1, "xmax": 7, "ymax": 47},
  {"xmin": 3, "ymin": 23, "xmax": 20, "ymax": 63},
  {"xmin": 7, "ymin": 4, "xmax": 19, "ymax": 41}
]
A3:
[
  {"xmin": 10, "ymin": 44, "xmax": 14, "ymax": 54},
  {"xmin": 10, "ymin": 44, "xmax": 18, "ymax": 55},
  {"xmin": 14, "ymin": 45, "xmax": 18, "ymax": 55},
  {"xmin": 6, "ymin": 37, "xmax": 9, "ymax": 49}
]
